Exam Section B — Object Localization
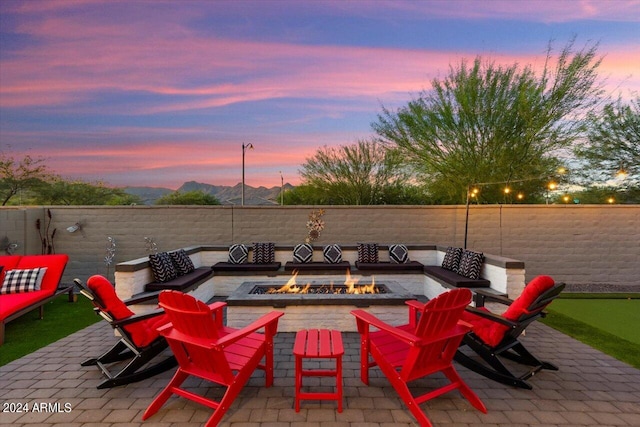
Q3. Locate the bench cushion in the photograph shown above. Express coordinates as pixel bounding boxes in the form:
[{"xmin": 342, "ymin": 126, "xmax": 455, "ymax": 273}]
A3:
[
  {"xmin": 355, "ymin": 261, "xmax": 424, "ymax": 272},
  {"xmin": 424, "ymin": 265, "xmax": 490, "ymax": 288},
  {"xmin": 284, "ymin": 261, "xmax": 351, "ymax": 272},
  {"xmin": 145, "ymin": 267, "xmax": 213, "ymax": 292},
  {"xmin": 212, "ymin": 262, "xmax": 281, "ymax": 272}
]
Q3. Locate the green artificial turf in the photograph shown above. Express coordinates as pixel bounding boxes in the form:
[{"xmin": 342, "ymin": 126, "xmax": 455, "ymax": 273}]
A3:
[
  {"xmin": 0, "ymin": 294, "xmax": 100, "ymax": 366},
  {"xmin": 541, "ymin": 293, "xmax": 640, "ymax": 369}
]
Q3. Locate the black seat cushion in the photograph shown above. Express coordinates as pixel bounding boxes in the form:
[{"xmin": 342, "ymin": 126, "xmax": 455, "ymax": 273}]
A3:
[
  {"xmin": 145, "ymin": 267, "xmax": 213, "ymax": 292},
  {"xmin": 424, "ymin": 265, "xmax": 490, "ymax": 288},
  {"xmin": 355, "ymin": 261, "xmax": 424, "ymax": 271}
]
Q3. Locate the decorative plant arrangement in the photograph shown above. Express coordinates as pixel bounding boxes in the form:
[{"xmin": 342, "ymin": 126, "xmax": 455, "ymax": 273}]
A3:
[
  {"xmin": 144, "ymin": 237, "xmax": 158, "ymax": 254},
  {"xmin": 305, "ymin": 209, "xmax": 325, "ymax": 243},
  {"xmin": 104, "ymin": 237, "xmax": 116, "ymax": 278},
  {"xmin": 36, "ymin": 208, "xmax": 56, "ymax": 254}
]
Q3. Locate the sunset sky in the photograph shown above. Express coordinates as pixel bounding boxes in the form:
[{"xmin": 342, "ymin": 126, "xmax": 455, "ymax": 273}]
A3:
[{"xmin": 1, "ymin": 0, "xmax": 639, "ymax": 190}]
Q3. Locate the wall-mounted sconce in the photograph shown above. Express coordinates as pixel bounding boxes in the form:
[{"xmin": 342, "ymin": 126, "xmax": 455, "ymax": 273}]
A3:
[
  {"xmin": 1, "ymin": 236, "xmax": 19, "ymax": 255},
  {"xmin": 66, "ymin": 221, "xmax": 85, "ymax": 234}
]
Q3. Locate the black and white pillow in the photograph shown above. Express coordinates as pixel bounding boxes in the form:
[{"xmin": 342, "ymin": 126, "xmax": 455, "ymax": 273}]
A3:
[
  {"xmin": 253, "ymin": 242, "xmax": 275, "ymax": 264},
  {"xmin": 293, "ymin": 244, "xmax": 313, "ymax": 263},
  {"xmin": 441, "ymin": 247, "xmax": 463, "ymax": 272},
  {"xmin": 323, "ymin": 244, "xmax": 342, "ymax": 263},
  {"xmin": 0, "ymin": 267, "xmax": 47, "ymax": 294},
  {"xmin": 357, "ymin": 243, "xmax": 378, "ymax": 263},
  {"xmin": 457, "ymin": 250, "xmax": 484, "ymax": 280},
  {"xmin": 149, "ymin": 252, "xmax": 178, "ymax": 283},
  {"xmin": 228, "ymin": 244, "xmax": 248, "ymax": 264},
  {"xmin": 389, "ymin": 244, "xmax": 409, "ymax": 264},
  {"xmin": 169, "ymin": 249, "xmax": 195, "ymax": 275}
]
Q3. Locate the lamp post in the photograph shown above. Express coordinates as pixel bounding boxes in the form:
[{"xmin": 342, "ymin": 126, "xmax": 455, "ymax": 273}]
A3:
[
  {"xmin": 242, "ymin": 143, "xmax": 253, "ymax": 206},
  {"xmin": 279, "ymin": 171, "xmax": 284, "ymax": 206}
]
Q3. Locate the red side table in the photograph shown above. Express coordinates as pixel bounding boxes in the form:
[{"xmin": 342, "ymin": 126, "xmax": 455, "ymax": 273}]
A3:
[{"xmin": 293, "ymin": 329, "xmax": 344, "ymax": 412}]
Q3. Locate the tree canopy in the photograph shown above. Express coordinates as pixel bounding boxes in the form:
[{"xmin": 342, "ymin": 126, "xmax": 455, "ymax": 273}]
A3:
[
  {"xmin": 0, "ymin": 153, "xmax": 51, "ymax": 205},
  {"xmin": 372, "ymin": 40, "xmax": 603, "ymax": 203},
  {"xmin": 155, "ymin": 190, "xmax": 221, "ymax": 205}
]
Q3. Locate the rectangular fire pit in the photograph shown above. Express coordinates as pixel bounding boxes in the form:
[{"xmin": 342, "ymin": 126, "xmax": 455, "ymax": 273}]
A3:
[{"xmin": 226, "ymin": 280, "xmax": 415, "ymax": 332}]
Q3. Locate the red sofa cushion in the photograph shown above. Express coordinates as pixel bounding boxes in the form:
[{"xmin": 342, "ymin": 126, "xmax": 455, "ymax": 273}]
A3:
[
  {"xmin": 462, "ymin": 275, "xmax": 555, "ymax": 347},
  {"xmin": 87, "ymin": 275, "xmax": 168, "ymax": 348},
  {"xmin": 0, "ymin": 290, "xmax": 51, "ymax": 321},
  {"xmin": 0, "ymin": 256, "xmax": 22, "ymax": 284}
]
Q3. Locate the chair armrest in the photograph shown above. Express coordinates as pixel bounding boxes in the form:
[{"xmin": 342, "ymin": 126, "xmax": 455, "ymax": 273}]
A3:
[
  {"xmin": 112, "ymin": 309, "xmax": 165, "ymax": 327},
  {"xmin": 124, "ymin": 292, "xmax": 161, "ymax": 305},
  {"xmin": 351, "ymin": 309, "xmax": 418, "ymax": 344},
  {"xmin": 217, "ymin": 311, "xmax": 285, "ymax": 348},
  {"xmin": 474, "ymin": 289, "xmax": 513, "ymax": 307},
  {"xmin": 464, "ymin": 306, "xmax": 518, "ymax": 328}
]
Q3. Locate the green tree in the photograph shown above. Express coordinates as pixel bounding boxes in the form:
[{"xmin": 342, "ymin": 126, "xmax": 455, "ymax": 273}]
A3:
[
  {"xmin": 34, "ymin": 179, "xmax": 143, "ymax": 205},
  {"xmin": 294, "ymin": 140, "xmax": 424, "ymax": 205},
  {"xmin": 155, "ymin": 190, "xmax": 221, "ymax": 205},
  {"xmin": 0, "ymin": 153, "xmax": 52, "ymax": 205},
  {"xmin": 574, "ymin": 96, "xmax": 640, "ymax": 187},
  {"xmin": 373, "ymin": 40, "xmax": 602, "ymax": 204}
]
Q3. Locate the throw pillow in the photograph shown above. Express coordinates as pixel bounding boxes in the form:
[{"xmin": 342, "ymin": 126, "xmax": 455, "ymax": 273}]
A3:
[
  {"xmin": 148, "ymin": 252, "xmax": 178, "ymax": 283},
  {"xmin": 457, "ymin": 250, "xmax": 484, "ymax": 280},
  {"xmin": 228, "ymin": 244, "xmax": 248, "ymax": 264},
  {"xmin": 253, "ymin": 242, "xmax": 275, "ymax": 264},
  {"xmin": 441, "ymin": 247, "xmax": 463, "ymax": 271},
  {"xmin": 169, "ymin": 249, "xmax": 195, "ymax": 275},
  {"xmin": 357, "ymin": 243, "xmax": 378, "ymax": 263},
  {"xmin": 293, "ymin": 244, "xmax": 313, "ymax": 263},
  {"xmin": 389, "ymin": 244, "xmax": 409, "ymax": 264},
  {"xmin": 323, "ymin": 244, "xmax": 342, "ymax": 263},
  {"xmin": 0, "ymin": 267, "xmax": 47, "ymax": 294}
]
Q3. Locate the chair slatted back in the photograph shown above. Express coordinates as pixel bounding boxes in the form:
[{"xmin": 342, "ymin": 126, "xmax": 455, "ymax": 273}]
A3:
[
  {"xmin": 508, "ymin": 282, "xmax": 566, "ymax": 339},
  {"xmin": 158, "ymin": 291, "xmax": 233, "ymax": 384},
  {"xmin": 403, "ymin": 288, "xmax": 472, "ymax": 380}
]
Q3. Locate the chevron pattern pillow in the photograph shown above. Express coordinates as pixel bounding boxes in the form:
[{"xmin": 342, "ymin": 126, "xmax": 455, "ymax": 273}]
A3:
[
  {"xmin": 253, "ymin": 242, "xmax": 275, "ymax": 264},
  {"xmin": 457, "ymin": 250, "xmax": 484, "ymax": 280},
  {"xmin": 0, "ymin": 267, "xmax": 47, "ymax": 294},
  {"xmin": 389, "ymin": 244, "xmax": 409, "ymax": 264},
  {"xmin": 228, "ymin": 244, "xmax": 248, "ymax": 264},
  {"xmin": 169, "ymin": 249, "xmax": 195, "ymax": 275},
  {"xmin": 149, "ymin": 252, "xmax": 178, "ymax": 283},
  {"xmin": 441, "ymin": 247, "xmax": 463, "ymax": 271},
  {"xmin": 323, "ymin": 244, "xmax": 342, "ymax": 263},
  {"xmin": 293, "ymin": 244, "xmax": 313, "ymax": 263},
  {"xmin": 357, "ymin": 243, "xmax": 378, "ymax": 263}
]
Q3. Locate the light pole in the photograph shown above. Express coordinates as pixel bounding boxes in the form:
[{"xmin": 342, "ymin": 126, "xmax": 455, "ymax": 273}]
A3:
[
  {"xmin": 279, "ymin": 171, "xmax": 284, "ymax": 206},
  {"xmin": 242, "ymin": 143, "xmax": 253, "ymax": 206}
]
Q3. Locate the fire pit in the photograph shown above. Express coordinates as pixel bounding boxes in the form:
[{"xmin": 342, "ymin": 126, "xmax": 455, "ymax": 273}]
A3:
[{"xmin": 226, "ymin": 270, "xmax": 415, "ymax": 332}]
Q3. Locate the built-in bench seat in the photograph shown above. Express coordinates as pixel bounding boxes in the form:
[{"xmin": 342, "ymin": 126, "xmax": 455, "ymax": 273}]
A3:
[
  {"xmin": 212, "ymin": 262, "xmax": 281, "ymax": 272},
  {"xmin": 355, "ymin": 261, "xmax": 424, "ymax": 272},
  {"xmin": 284, "ymin": 261, "xmax": 351, "ymax": 272},
  {"xmin": 145, "ymin": 266, "xmax": 214, "ymax": 292},
  {"xmin": 423, "ymin": 265, "xmax": 491, "ymax": 288}
]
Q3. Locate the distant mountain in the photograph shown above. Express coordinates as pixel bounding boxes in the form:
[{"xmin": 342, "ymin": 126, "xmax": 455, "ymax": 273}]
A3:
[{"xmin": 125, "ymin": 182, "xmax": 294, "ymax": 205}]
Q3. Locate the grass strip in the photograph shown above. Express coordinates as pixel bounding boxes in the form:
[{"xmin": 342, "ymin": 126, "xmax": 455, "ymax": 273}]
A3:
[
  {"xmin": 0, "ymin": 294, "xmax": 100, "ymax": 367},
  {"xmin": 541, "ymin": 309, "xmax": 640, "ymax": 369},
  {"xmin": 559, "ymin": 292, "xmax": 640, "ymax": 299}
]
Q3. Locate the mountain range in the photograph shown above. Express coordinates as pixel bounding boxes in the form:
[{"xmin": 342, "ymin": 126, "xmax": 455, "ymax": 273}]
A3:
[{"xmin": 125, "ymin": 181, "xmax": 294, "ymax": 205}]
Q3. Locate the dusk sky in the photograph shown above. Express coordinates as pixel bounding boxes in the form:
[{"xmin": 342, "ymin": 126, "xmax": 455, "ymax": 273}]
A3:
[{"xmin": 1, "ymin": 0, "xmax": 639, "ymax": 190}]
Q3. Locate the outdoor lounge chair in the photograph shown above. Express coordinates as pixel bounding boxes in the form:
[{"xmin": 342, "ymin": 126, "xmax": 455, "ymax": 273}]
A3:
[
  {"xmin": 143, "ymin": 290, "xmax": 284, "ymax": 427},
  {"xmin": 454, "ymin": 275, "xmax": 565, "ymax": 389},
  {"xmin": 75, "ymin": 275, "xmax": 177, "ymax": 389},
  {"xmin": 351, "ymin": 288, "xmax": 487, "ymax": 427}
]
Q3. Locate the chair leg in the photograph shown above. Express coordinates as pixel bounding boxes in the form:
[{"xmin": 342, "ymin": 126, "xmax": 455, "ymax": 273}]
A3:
[
  {"xmin": 143, "ymin": 369, "xmax": 189, "ymax": 420},
  {"xmin": 82, "ymin": 340, "xmax": 132, "ymax": 366},
  {"xmin": 455, "ymin": 349, "xmax": 533, "ymax": 390},
  {"xmin": 442, "ymin": 366, "xmax": 487, "ymax": 413},
  {"xmin": 501, "ymin": 342, "xmax": 559, "ymax": 373}
]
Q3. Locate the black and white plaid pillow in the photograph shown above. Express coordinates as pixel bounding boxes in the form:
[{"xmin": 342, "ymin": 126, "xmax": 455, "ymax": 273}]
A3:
[
  {"xmin": 323, "ymin": 244, "xmax": 342, "ymax": 263},
  {"xmin": 228, "ymin": 244, "xmax": 248, "ymax": 264},
  {"xmin": 457, "ymin": 250, "xmax": 484, "ymax": 280},
  {"xmin": 149, "ymin": 252, "xmax": 178, "ymax": 283},
  {"xmin": 357, "ymin": 243, "xmax": 378, "ymax": 263},
  {"xmin": 441, "ymin": 247, "xmax": 463, "ymax": 272},
  {"xmin": 253, "ymin": 242, "xmax": 275, "ymax": 264},
  {"xmin": 389, "ymin": 244, "xmax": 409, "ymax": 264},
  {"xmin": 0, "ymin": 267, "xmax": 47, "ymax": 294},
  {"xmin": 169, "ymin": 249, "xmax": 195, "ymax": 275},
  {"xmin": 293, "ymin": 244, "xmax": 313, "ymax": 263}
]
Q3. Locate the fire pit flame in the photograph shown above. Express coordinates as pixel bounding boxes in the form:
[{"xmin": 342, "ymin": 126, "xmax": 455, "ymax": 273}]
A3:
[{"xmin": 265, "ymin": 269, "xmax": 379, "ymax": 294}]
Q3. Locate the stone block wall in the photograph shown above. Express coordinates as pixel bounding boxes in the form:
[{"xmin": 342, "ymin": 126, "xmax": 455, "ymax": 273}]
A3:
[{"xmin": 1, "ymin": 205, "xmax": 638, "ymax": 287}]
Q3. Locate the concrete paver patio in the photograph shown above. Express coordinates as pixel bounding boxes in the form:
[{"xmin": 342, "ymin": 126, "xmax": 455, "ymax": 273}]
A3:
[{"xmin": 1, "ymin": 320, "xmax": 639, "ymax": 426}]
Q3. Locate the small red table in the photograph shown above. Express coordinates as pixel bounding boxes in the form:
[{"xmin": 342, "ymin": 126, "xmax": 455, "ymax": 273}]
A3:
[{"xmin": 293, "ymin": 329, "xmax": 344, "ymax": 412}]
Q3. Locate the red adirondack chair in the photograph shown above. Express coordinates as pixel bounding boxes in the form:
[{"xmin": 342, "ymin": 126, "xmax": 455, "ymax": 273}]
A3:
[
  {"xmin": 142, "ymin": 290, "xmax": 284, "ymax": 427},
  {"xmin": 351, "ymin": 288, "xmax": 486, "ymax": 427}
]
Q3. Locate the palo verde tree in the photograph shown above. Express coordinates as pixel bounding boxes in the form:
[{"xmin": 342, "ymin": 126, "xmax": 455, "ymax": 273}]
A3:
[
  {"xmin": 373, "ymin": 39, "xmax": 603, "ymax": 204},
  {"xmin": 0, "ymin": 153, "xmax": 52, "ymax": 205},
  {"xmin": 291, "ymin": 139, "xmax": 424, "ymax": 205}
]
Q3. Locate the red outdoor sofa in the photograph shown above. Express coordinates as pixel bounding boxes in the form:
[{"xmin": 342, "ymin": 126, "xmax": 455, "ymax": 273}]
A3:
[{"xmin": 0, "ymin": 254, "xmax": 72, "ymax": 344}]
